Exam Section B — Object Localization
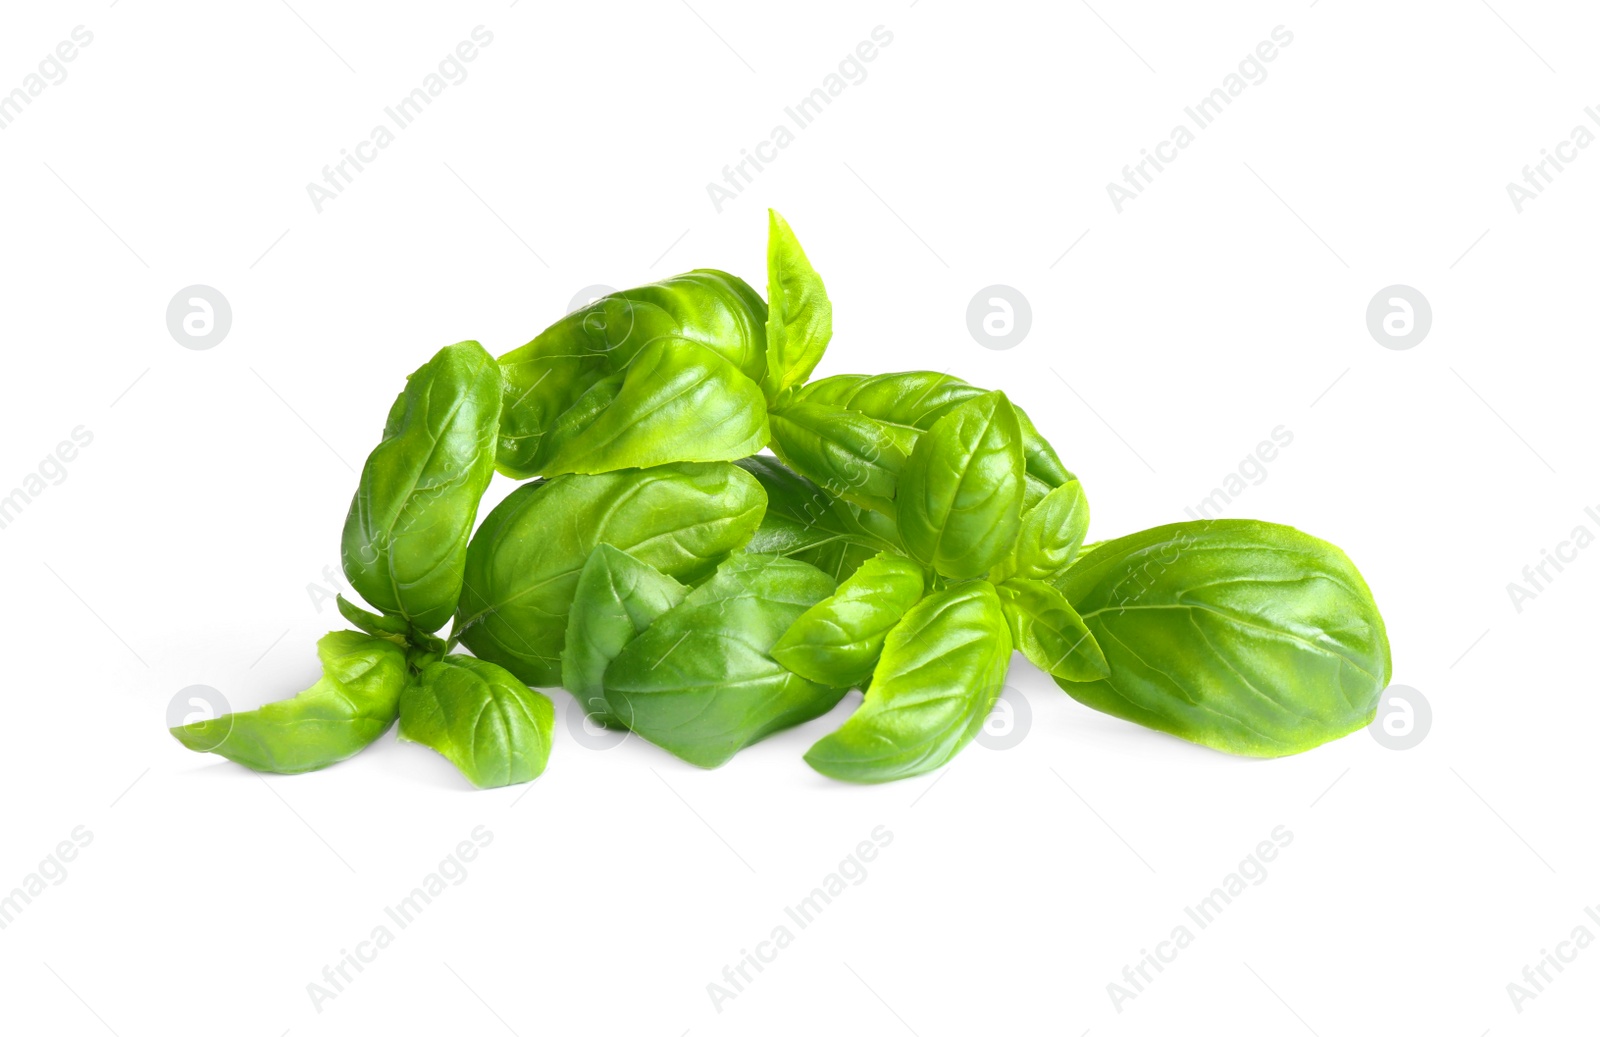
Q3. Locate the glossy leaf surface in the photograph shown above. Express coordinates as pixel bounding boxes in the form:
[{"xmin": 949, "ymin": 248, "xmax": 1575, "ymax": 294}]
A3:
[
  {"xmin": 1055, "ymin": 520, "xmax": 1392, "ymax": 757},
  {"xmin": 169, "ymin": 632, "xmax": 409, "ymax": 774}
]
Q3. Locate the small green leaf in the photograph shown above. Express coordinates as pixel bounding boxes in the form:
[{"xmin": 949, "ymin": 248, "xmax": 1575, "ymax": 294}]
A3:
[
  {"xmin": 762, "ymin": 210, "xmax": 832, "ymax": 399},
  {"xmin": 995, "ymin": 577, "xmax": 1108, "ymax": 681},
  {"xmin": 896, "ymin": 391, "xmax": 1024, "ymax": 580},
  {"xmin": 990, "ymin": 479, "xmax": 1090, "ymax": 584},
  {"xmin": 772, "ymin": 551, "xmax": 925, "ymax": 689},
  {"xmin": 399, "ymin": 656, "xmax": 555, "ymax": 789},
  {"xmin": 804, "ymin": 582, "xmax": 1012, "ymax": 783},
  {"xmin": 170, "ymin": 632, "xmax": 409, "ymax": 774}
]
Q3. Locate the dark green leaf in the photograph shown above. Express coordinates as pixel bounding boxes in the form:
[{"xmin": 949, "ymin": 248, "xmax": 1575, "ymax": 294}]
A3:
[
  {"xmin": 604, "ymin": 553, "xmax": 842, "ymax": 768},
  {"xmin": 561, "ymin": 545, "xmax": 688, "ymax": 724}
]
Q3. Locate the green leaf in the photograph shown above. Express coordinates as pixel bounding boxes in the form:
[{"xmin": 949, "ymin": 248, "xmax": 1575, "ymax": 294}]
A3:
[
  {"xmin": 561, "ymin": 545, "xmax": 688, "ymax": 724},
  {"xmin": 1056, "ymin": 519, "xmax": 1393, "ymax": 757},
  {"xmin": 896, "ymin": 391, "xmax": 1024, "ymax": 580},
  {"xmin": 796, "ymin": 371, "xmax": 1073, "ymax": 507},
  {"xmin": 994, "ymin": 577, "xmax": 1108, "ymax": 681},
  {"xmin": 736, "ymin": 455, "xmax": 899, "ymax": 582},
  {"xmin": 990, "ymin": 479, "xmax": 1090, "ymax": 584},
  {"xmin": 496, "ymin": 270, "xmax": 768, "ymax": 478},
  {"xmin": 767, "ymin": 400, "xmax": 915, "ymax": 516},
  {"xmin": 533, "ymin": 338, "xmax": 769, "ymax": 476},
  {"xmin": 604, "ymin": 553, "xmax": 842, "ymax": 768},
  {"xmin": 170, "ymin": 632, "xmax": 409, "ymax": 774},
  {"xmin": 772, "ymin": 551, "xmax": 925, "ymax": 689},
  {"xmin": 762, "ymin": 210, "xmax": 832, "ymax": 399},
  {"xmin": 399, "ymin": 655, "xmax": 554, "ymax": 788},
  {"xmin": 336, "ymin": 594, "xmax": 410, "ymax": 639},
  {"xmin": 456, "ymin": 462, "xmax": 766, "ymax": 687},
  {"xmin": 804, "ymin": 581, "xmax": 1012, "ymax": 783},
  {"xmin": 341, "ymin": 341, "xmax": 502, "ymax": 633}
]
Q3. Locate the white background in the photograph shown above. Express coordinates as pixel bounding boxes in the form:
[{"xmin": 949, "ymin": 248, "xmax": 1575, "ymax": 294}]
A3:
[{"xmin": 1, "ymin": 1, "xmax": 1594, "ymax": 1034}]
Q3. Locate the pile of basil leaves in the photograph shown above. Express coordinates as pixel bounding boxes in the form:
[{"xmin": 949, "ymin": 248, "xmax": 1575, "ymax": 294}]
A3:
[{"xmin": 172, "ymin": 212, "xmax": 1392, "ymax": 787}]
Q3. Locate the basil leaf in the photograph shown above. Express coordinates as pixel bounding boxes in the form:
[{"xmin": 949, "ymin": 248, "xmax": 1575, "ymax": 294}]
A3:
[
  {"xmin": 762, "ymin": 209, "xmax": 832, "ymax": 399},
  {"xmin": 399, "ymin": 655, "xmax": 554, "ymax": 788},
  {"xmin": 1057, "ymin": 519, "xmax": 1393, "ymax": 756},
  {"xmin": 341, "ymin": 341, "xmax": 502, "ymax": 634},
  {"xmin": 796, "ymin": 371, "xmax": 1073, "ymax": 506},
  {"xmin": 456, "ymin": 462, "xmax": 766, "ymax": 687},
  {"xmin": 736, "ymin": 455, "xmax": 898, "ymax": 582},
  {"xmin": 897, "ymin": 391, "xmax": 1025, "ymax": 580},
  {"xmin": 990, "ymin": 479, "xmax": 1090, "ymax": 584},
  {"xmin": 604, "ymin": 553, "xmax": 842, "ymax": 768},
  {"xmin": 532, "ymin": 338, "xmax": 769, "ymax": 476},
  {"xmin": 804, "ymin": 581, "xmax": 1012, "ymax": 783},
  {"xmin": 561, "ymin": 545, "xmax": 688, "ymax": 724},
  {"xmin": 335, "ymin": 593, "xmax": 410, "ymax": 640},
  {"xmin": 768, "ymin": 400, "xmax": 915, "ymax": 516},
  {"xmin": 994, "ymin": 577, "xmax": 1108, "ymax": 681},
  {"xmin": 170, "ymin": 631, "xmax": 409, "ymax": 774},
  {"xmin": 496, "ymin": 270, "xmax": 768, "ymax": 478},
  {"xmin": 771, "ymin": 551, "xmax": 925, "ymax": 689}
]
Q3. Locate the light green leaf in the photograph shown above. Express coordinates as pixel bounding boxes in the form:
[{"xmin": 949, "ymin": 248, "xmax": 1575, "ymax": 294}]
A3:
[
  {"xmin": 399, "ymin": 655, "xmax": 555, "ymax": 788},
  {"xmin": 772, "ymin": 551, "xmax": 925, "ymax": 689}
]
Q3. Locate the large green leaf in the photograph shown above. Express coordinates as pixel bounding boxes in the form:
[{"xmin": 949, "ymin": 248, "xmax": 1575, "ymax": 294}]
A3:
[
  {"xmin": 169, "ymin": 632, "xmax": 409, "ymax": 774},
  {"xmin": 804, "ymin": 582, "xmax": 1012, "ymax": 783},
  {"xmin": 456, "ymin": 462, "xmax": 766, "ymax": 687},
  {"xmin": 604, "ymin": 553, "xmax": 842, "ymax": 768},
  {"xmin": 496, "ymin": 270, "xmax": 768, "ymax": 478},
  {"xmin": 1056, "ymin": 519, "xmax": 1392, "ymax": 757},
  {"xmin": 341, "ymin": 341, "xmax": 502, "ymax": 633},
  {"xmin": 561, "ymin": 545, "xmax": 688, "ymax": 724},
  {"xmin": 533, "ymin": 338, "xmax": 768, "ymax": 475},
  {"xmin": 772, "ymin": 551, "xmax": 925, "ymax": 689},
  {"xmin": 897, "ymin": 391, "xmax": 1024, "ymax": 580},
  {"xmin": 796, "ymin": 371, "xmax": 1072, "ymax": 507},
  {"xmin": 399, "ymin": 655, "xmax": 554, "ymax": 788}
]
